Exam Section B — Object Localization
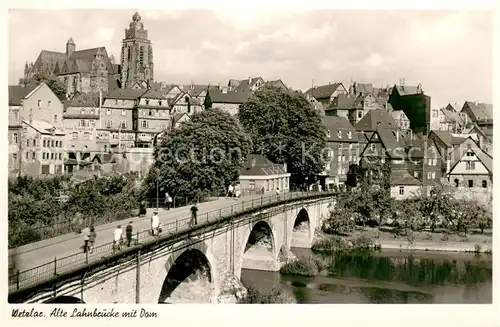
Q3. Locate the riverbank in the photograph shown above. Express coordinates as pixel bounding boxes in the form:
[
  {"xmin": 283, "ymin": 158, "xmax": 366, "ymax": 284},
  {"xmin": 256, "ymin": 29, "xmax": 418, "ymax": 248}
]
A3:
[{"xmin": 339, "ymin": 227, "xmax": 493, "ymax": 254}]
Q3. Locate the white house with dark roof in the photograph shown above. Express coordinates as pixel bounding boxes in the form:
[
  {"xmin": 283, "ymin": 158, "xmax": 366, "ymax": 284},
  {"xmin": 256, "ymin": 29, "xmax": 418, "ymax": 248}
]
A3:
[
  {"xmin": 390, "ymin": 170, "xmax": 422, "ymax": 200},
  {"xmin": 136, "ymin": 88, "xmax": 171, "ymax": 148},
  {"xmin": 447, "ymin": 137, "xmax": 492, "ymax": 190},
  {"xmin": 238, "ymin": 154, "xmax": 290, "ymax": 194},
  {"xmin": 208, "ymin": 88, "xmax": 252, "ymax": 116}
]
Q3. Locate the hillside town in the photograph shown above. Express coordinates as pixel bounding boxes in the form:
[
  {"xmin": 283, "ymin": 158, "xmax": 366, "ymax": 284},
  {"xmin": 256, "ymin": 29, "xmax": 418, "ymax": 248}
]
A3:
[
  {"xmin": 7, "ymin": 10, "xmax": 494, "ymax": 308},
  {"xmin": 8, "ymin": 12, "xmax": 492, "ymax": 202}
]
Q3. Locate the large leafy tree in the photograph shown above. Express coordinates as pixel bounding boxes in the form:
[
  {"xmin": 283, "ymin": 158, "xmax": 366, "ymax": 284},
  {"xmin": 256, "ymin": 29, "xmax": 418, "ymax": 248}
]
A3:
[
  {"xmin": 19, "ymin": 71, "xmax": 67, "ymax": 100},
  {"xmin": 148, "ymin": 108, "xmax": 252, "ymax": 200},
  {"xmin": 238, "ymin": 85, "xmax": 327, "ymax": 188}
]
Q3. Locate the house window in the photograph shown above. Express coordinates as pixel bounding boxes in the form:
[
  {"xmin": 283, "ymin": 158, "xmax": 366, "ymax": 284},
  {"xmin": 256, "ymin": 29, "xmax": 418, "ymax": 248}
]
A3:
[
  {"xmin": 358, "ymin": 111, "xmax": 362, "ymax": 118},
  {"xmin": 427, "ymin": 172, "xmax": 432, "ymax": 179},
  {"xmin": 339, "ymin": 143, "xmax": 343, "ymax": 149},
  {"xmin": 427, "ymin": 159, "xmax": 432, "ymax": 165},
  {"xmin": 43, "ymin": 139, "xmax": 46, "ymax": 147},
  {"xmin": 370, "ymin": 143, "xmax": 376, "ymax": 151},
  {"xmin": 468, "ymin": 180, "xmax": 473, "ymax": 188},
  {"xmin": 466, "ymin": 162, "xmax": 475, "ymax": 170},
  {"xmin": 347, "ymin": 131, "xmax": 352, "ymax": 139},
  {"xmin": 32, "ymin": 139, "xmax": 36, "ymax": 146},
  {"xmin": 454, "ymin": 179, "xmax": 459, "ymax": 187},
  {"xmin": 349, "ymin": 144, "xmax": 353, "ymax": 149},
  {"xmin": 141, "ymin": 120, "xmax": 149, "ymax": 128},
  {"xmin": 159, "ymin": 100, "xmax": 162, "ymax": 106},
  {"xmin": 105, "ymin": 121, "xmax": 112, "ymax": 128},
  {"xmin": 120, "ymin": 121, "xmax": 127, "ymax": 129},
  {"xmin": 80, "ymin": 109, "xmax": 85, "ymax": 115},
  {"xmin": 115, "ymin": 100, "xmax": 118, "ymax": 105},
  {"xmin": 26, "ymin": 139, "xmax": 30, "ymax": 147},
  {"xmin": 38, "ymin": 100, "xmax": 42, "ymax": 108},
  {"xmin": 54, "ymin": 115, "xmax": 58, "ymax": 123},
  {"xmin": 13, "ymin": 133, "xmax": 18, "ymax": 144},
  {"xmin": 149, "ymin": 110, "xmax": 152, "ymax": 116},
  {"xmin": 31, "ymin": 152, "xmax": 35, "ymax": 160},
  {"xmin": 466, "ymin": 151, "xmax": 473, "ymax": 157},
  {"xmin": 13, "ymin": 153, "xmax": 17, "ymax": 162},
  {"xmin": 51, "ymin": 140, "xmax": 55, "ymax": 147},
  {"xmin": 337, "ymin": 131, "xmax": 342, "ymax": 138},
  {"xmin": 84, "ymin": 132, "xmax": 91, "ymax": 140},
  {"xmin": 399, "ymin": 186, "xmax": 404, "ymax": 195},
  {"xmin": 326, "ymin": 130, "xmax": 331, "ymax": 138},
  {"xmin": 90, "ymin": 109, "xmax": 94, "ymax": 115},
  {"xmin": 72, "ymin": 132, "xmax": 78, "ymax": 140},
  {"xmin": 482, "ymin": 180, "xmax": 487, "ymax": 188},
  {"xmin": 326, "ymin": 163, "xmax": 331, "ymax": 171},
  {"xmin": 432, "ymin": 172, "xmax": 436, "ymax": 179},
  {"xmin": 122, "ymin": 109, "xmax": 126, "ymax": 116},
  {"xmin": 414, "ymin": 171, "xmax": 419, "ymax": 178},
  {"xmin": 51, "ymin": 153, "xmax": 54, "ymax": 160},
  {"xmin": 80, "ymin": 120, "xmax": 85, "ymax": 127},
  {"xmin": 342, "ymin": 155, "xmax": 346, "ymax": 162},
  {"xmin": 42, "ymin": 153, "xmax": 45, "ymax": 160},
  {"xmin": 91, "ymin": 121, "xmax": 95, "ymax": 127},
  {"xmin": 59, "ymin": 153, "xmax": 62, "ymax": 160},
  {"xmin": 337, "ymin": 155, "xmax": 341, "ymax": 162},
  {"xmin": 145, "ymin": 99, "xmax": 150, "ymax": 105},
  {"xmin": 432, "ymin": 110, "xmax": 438, "ymax": 117},
  {"xmin": 48, "ymin": 101, "xmax": 52, "ymax": 107}
]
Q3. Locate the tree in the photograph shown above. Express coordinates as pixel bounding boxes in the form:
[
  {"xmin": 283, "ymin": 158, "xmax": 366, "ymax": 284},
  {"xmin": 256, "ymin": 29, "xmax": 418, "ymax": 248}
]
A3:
[
  {"xmin": 238, "ymin": 85, "xmax": 327, "ymax": 188},
  {"xmin": 20, "ymin": 71, "xmax": 66, "ymax": 100},
  {"xmin": 204, "ymin": 90, "xmax": 212, "ymax": 109},
  {"xmin": 148, "ymin": 108, "xmax": 252, "ymax": 200}
]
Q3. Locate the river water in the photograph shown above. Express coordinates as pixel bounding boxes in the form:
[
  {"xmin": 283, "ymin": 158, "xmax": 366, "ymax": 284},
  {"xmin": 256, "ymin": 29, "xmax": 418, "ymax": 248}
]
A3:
[{"xmin": 241, "ymin": 248, "xmax": 492, "ymax": 304}]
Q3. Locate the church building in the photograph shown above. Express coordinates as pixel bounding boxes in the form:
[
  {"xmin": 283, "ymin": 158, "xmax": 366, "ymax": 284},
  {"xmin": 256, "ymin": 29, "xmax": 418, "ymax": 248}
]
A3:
[{"xmin": 23, "ymin": 12, "xmax": 155, "ymax": 97}]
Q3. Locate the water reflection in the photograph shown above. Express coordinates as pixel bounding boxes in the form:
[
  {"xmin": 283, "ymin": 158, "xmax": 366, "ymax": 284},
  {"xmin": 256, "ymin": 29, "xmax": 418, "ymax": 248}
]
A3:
[{"xmin": 241, "ymin": 249, "xmax": 492, "ymax": 304}]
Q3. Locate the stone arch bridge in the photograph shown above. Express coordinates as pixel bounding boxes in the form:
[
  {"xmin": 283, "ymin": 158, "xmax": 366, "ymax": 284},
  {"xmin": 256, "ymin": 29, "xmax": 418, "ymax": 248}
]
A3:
[{"xmin": 9, "ymin": 193, "xmax": 336, "ymax": 304}]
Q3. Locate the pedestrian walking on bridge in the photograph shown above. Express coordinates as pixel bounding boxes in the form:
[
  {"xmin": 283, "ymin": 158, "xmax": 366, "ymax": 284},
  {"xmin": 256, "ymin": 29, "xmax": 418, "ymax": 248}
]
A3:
[
  {"xmin": 82, "ymin": 226, "xmax": 90, "ymax": 254},
  {"xmin": 164, "ymin": 192, "xmax": 173, "ymax": 210},
  {"xmin": 190, "ymin": 203, "xmax": 198, "ymax": 227},
  {"xmin": 126, "ymin": 221, "xmax": 133, "ymax": 247},
  {"xmin": 113, "ymin": 225, "xmax": 123, "ymax": 252},
  {"xmin": 151, "ymin": 211, "xmax": 160, "ymax": 236},
  {"xmin": 89, "ymin": 226, "xmax": 96, "ymax": 253}
]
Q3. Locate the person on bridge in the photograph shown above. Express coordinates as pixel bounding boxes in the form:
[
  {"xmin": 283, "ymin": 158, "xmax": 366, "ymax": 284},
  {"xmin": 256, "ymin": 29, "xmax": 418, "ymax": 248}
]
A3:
[
  {"xmin": 126, "ymin": 221, "xmax": 133, "ymax": 247},
  {"xmin": 151, "ymin": 211, "xmax": 160, "ymax": 236},
  {"xmin": 227, "ymin": 184, "xmax": 234, "ymax": 197},
  {"xmin": 276, "ymin": 186, "xmax": 281, "ymax": 200},
  {"xmin": 82, "ymin": 226, "xmax": 90, "ymax": 254},
  {"xmin": 164, "ymin": 192, "xmax": 173, "ymax": 210},
  {"xmin": 113, "ymin": 225, "xmax": 123, "ymax": 251},
  {"xmin": 89, "ymin": 226, "xmax": 96, "ymax": 254},
  {"xmin": 190, "ymin": 204, "xmax": 198, "ymax": 226}
]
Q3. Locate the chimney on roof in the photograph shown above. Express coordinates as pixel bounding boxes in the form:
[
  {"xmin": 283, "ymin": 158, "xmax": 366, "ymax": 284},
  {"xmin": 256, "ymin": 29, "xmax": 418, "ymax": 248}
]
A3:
[
  {"xmin": 479, "ymin": 135, "xmax": 484, "ymax": 149},
  {"xmin": 248, "ymin": 76, "xmax": 251, "ymax": 84},
  {"xmin": 396, "ymin": 130, "xmax": 399, "ymax": 142},
  {"xmin": 251, "ymin": 157, "xmax": 256, "ymax": 167},
  {"xmin": 191, "ymin": 81, "xmax": 194, "ymax": 89},
  {"xmin": 218, "ymin": 83, "xmax": 221, "ymax": 89},
  {"xmin": 222, "ymin": 87, "xmax": 228, "ymax": 94}
]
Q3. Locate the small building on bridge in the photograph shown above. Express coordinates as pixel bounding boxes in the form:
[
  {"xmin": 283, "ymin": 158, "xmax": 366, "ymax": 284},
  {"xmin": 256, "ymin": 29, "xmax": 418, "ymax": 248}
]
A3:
[{"xmin": 239, "ymin": 154, "xmax": 290, "ymax": 194}]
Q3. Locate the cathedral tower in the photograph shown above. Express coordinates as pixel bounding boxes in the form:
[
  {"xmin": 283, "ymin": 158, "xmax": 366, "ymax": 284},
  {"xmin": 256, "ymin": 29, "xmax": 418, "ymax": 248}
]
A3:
[{"xmin": 120, "ymin": 12, "xmax": 154, "ymax": 89}]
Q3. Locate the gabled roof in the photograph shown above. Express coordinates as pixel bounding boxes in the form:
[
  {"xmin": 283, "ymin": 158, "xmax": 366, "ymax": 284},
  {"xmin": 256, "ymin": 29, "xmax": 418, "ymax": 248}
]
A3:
[
  {"xmin": 92, "ymin": 153, "xmax": 116, "ymax": 164},
  {"xmin": 172, "ymin": 112, "xmax": 190, "ymax": 126},
  {"xmin": 429, "ymin": 130, "xmax": 467, "ymax": 148},
  {"xmin": 323, "ymin": 116, "xmax": 358, "ymax": 142},
  {"xmin": 406, "ymin": 138, "xmax": 441, "ymax": 159},
  {"xmin": 326, "ymin": 93, "xmax": 356, "ymax": 110},
  {"xmin": 441, "ymin": 106, "xmax": 465, "ymax": 125},
  {"xmin": 265, "ymin": 80, "xmax": 288, "ymax": 90},
  {"xmin": 462, "ymin": 101, "xmax": 493, "ymax": 121},
  {"xmin": 66, "ymin": 92, "xmax": 99, "ymax": 108},
  {"xmin": 209, "ymin": 89, "xmax": 252, "ymax": 104},
  {"xmin": 392, "ymin": 84, "xmax": 423, "ymax": 96},
  {"xmin": 355, "ymin": 109, "xmax": 397, "ymax": 131},
  {"xmin": 239, "ymin": 154, "xmax": 288, "ymax": 176},
  {"xmin": 353, "ymin": 82, "xmax": 373, "ymax": 95},
  {"xmin": 141, "ymin": 88, "xmax": 169, "ymax": 100},
  {"xmin": 23, "ymin": 120, "xmax": 65, "ymax": 135},
  {"xmin": 448, "ymin": 137, "xmax": 492, "ymax": 175},
  {"xmin": 390, "ymin": 110, "xmax": 408, "ymax": 120},
  {"xmin": 8, "ymin": 84, "xmax": 37, "ymax": 106},
  {"xmin": 391, "ymin": 170, "xmax": 422, "ymax": 186},
  {"xmin": 305, "ymin": 83, "xmax": 344, "ymax": 100},
  {"xmin": 376, "ymin": 129, "xmax": 406, "ymax": 158},
  {"xmin": 234, "ymin": 77, "xmax": 265, "ymax": 92},
  {"xmin": 104, "ymin": 89, "xmax": 146, "ymax": 100}
]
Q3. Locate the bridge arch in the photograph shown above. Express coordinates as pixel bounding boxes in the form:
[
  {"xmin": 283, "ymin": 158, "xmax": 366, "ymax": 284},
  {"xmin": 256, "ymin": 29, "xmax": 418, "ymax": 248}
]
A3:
[
  {"xmin": 158, "ymin": 241, "xmax": 216, "ymax": 303},
  {"xmin": 289, "ymin": 207, "xmax": 313, "ymax": 248},
  {"xmin": 239, "ymin": 220, "xmax": 278, "ymax": 276}
]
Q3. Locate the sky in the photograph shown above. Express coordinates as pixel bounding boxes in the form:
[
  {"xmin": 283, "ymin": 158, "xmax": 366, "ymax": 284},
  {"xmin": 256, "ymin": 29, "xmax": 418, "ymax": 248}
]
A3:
[{"xmin": 8, "ymin": 9, "xmax": 493, "ymax": 109}]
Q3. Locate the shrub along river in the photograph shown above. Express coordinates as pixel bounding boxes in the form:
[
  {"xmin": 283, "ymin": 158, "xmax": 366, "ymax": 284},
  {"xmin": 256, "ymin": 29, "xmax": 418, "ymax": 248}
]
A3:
[{"xmin": 241, "ymin": 248, "xmax": 492, "ymax": 304}]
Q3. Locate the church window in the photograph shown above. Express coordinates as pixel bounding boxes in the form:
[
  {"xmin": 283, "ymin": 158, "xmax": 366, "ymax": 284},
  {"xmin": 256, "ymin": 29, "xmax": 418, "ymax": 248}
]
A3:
[{"xmin": 140, "ymin": 46, "xmax": 144, "ymax": 67}]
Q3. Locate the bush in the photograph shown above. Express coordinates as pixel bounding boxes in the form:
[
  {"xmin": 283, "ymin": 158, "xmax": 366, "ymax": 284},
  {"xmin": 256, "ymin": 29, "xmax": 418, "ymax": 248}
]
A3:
[
  {"xmin": 352, "ymin": 235, "xmax": 375, "ymax": 249},
  {"xmin": 312, "ymin": 236, "xmax": 350, "ymax": 253},
  {"xmin": 239, "ymin": 285, "xmax": 296, "ymax": 304},
  {"xmin": 280, "ymin": 258, "xmax": 318, "ymax": 276}
]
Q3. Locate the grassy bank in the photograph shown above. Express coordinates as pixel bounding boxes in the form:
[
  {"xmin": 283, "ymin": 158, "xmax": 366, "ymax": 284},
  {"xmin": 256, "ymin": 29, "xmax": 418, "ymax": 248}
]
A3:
[
  {"xmin": 314, "ymin": 227, "xmax": 492, "ymax": 254},
  {"xmin": 280, "ymin": 257, "xmax": 327, "ymax": 276}
]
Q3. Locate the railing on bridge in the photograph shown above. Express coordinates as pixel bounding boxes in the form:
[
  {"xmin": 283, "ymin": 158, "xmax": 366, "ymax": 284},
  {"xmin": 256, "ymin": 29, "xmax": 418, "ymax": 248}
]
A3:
[{"xmin": 8, "ymin": 191, "xmax": 339, "ymax": 293}]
